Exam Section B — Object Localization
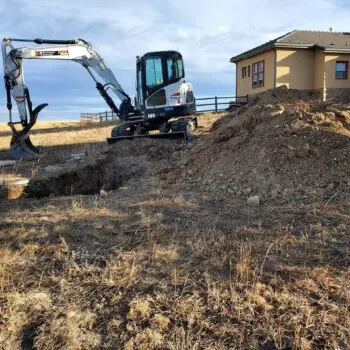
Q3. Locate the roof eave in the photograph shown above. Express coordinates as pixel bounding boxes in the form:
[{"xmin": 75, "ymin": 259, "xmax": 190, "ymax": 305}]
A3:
[
  {"xmin": 230, "ymin": 43, "xmax": 275, "ymax": 63},
  {"xmin": 230, "ymin": 43, "xmax": 314, "ymax": 63},
  {"xmin": 275, "ymin": 43, "xmax": 315, "ymax": 49},
  {"xmin": 324, "ymin": 48, "xmax": 350, "ymax": 53}
]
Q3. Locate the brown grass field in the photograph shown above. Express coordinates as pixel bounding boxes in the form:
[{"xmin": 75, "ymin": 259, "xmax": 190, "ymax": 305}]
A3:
[
  {"xmin": 0, "ymin": 121, "xmax": 116, "ymax": 151},
  {"xmin": 0, "ymin": 110, "xmax": 349, "ymax": 349}
]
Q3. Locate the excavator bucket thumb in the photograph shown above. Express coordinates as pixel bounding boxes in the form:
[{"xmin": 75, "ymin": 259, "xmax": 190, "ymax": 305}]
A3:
[
  {"xmin": 10, "ymin": 134, "xmax": 41, "ymax": 160},
  {"xmin": 30, "ymin": 104, "xmax": 48, "ymax": 127},
  {"xmin": 23, "ymin": 103, "xmax": 48, "ymax": 134}
]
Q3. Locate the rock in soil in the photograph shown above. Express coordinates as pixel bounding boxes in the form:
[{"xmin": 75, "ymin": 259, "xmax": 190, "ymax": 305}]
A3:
[{"xmin": 247, "ymin": 195, "xmax": 260, "ymax": 207}]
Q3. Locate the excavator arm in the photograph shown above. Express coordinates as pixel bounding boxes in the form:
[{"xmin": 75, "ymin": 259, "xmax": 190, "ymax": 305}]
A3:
[{"xmin": 2, "ymin": 37, "xmax": 133, "ymax": 159}]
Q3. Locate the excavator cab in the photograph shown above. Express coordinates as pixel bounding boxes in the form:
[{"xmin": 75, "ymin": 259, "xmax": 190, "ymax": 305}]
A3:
[
  {"xmin": 135, "ymin": 51, "xmax": 196, "ymax": 121},
  {"xmin": 108, "ymin": 50, "xmax": 197, "ymax": 142}
]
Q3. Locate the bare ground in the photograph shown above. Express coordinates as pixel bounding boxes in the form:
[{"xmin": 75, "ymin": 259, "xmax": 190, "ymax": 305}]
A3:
[{"xmin": 0, "ymin": 99, "xmax": 349, "ymax": 349}]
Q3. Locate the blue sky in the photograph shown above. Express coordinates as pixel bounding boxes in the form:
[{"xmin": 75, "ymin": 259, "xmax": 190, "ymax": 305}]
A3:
[{"xmin": 1, "ymin": 0, "xmax": 350, "ymax": 121}]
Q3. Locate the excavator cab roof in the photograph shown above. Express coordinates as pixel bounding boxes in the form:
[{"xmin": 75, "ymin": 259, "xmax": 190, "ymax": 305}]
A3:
[{"xmin": 140, "ymin": 50, "xmax": 182, "ymax": 60}]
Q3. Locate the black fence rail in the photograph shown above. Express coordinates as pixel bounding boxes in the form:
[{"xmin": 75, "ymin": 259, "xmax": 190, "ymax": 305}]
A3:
[
  {"xmin": 80, "ymin": 111, "xmax": 119, "ymax": 123},
  {"xmin": 80, "ymin": 95, "xmax": 248, "ymax": 122},
  {"xmin": 195, "ymin": 95, "xmax": 248, "ymax": 113}
]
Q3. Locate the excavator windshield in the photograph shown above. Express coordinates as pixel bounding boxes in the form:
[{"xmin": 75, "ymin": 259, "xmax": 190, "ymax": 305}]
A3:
[
  {"xmin": 145, "ymin": 57, "xmax": 164, "ymax": 88},
  {"xmin": 144, "ymin": 51, "xmax": 184, "ymax": 88}
]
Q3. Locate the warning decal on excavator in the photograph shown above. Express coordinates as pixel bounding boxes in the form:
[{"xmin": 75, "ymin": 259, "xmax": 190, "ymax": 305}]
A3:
[{"xmin": 35, "ymin": 50, "xmax": 68, "ymax": 57}]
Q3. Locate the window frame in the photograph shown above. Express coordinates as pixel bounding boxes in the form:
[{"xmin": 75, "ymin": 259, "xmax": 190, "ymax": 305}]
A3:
[
  {"xmin": 242, "ymin": 66, "xmax": 248, "ymax": 79},
  {"xmin": 252, "ymin": 60, "xmax": 265, "ymax": 89},
  {"xmin": 335, "ymin": 60, "xmax": 348, "ymax": 80}
]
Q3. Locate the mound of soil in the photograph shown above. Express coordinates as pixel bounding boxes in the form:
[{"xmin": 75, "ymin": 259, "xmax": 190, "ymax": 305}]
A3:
[{"xmin": 180, "ymin": 86, "xmax": 350, "ymax": 202}]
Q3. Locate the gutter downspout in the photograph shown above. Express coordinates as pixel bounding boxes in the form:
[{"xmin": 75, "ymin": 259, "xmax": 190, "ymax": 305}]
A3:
[
  {"xmin": 235, "ymin": 63, "xmax": 238, "ymax": 97},
  {"xmin": 274, "ymin": 49, "xmax": 277, "ymax": 88}
]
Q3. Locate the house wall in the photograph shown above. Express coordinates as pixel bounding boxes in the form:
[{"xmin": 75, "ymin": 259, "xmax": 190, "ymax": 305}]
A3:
[
  {"xmin": 313, "ymin": 51, "xmax": 325, "ymax": 89},
  {"xmin": 324, "ymin": 53, "xmax": 350, "ymax": 102},
  {"xmin": 236, "ymin": 50, "xmax": 276, "ymax": 96},
  {"xmin": 235, "ymin": 47, "xmax": 350, "ymax": 102},
  {"xmin": 313, "ymin": 50, "xmax": 326, "ymax": 100},
  {"xmin": 324, "ymin": 53, "xmax": 350, "ymax": 87},
  {"xmin": 276, "ymin": 49, "xmax": 314, "ymax": 89}
]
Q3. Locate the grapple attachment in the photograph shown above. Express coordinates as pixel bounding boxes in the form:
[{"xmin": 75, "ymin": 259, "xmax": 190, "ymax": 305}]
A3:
[{"xmin": 8, "ymin": 103, "xmax": 48, "ymax": 160}]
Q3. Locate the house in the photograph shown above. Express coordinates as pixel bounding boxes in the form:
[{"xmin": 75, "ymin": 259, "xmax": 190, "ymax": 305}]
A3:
[{"xmin": 230, "ymin": 30, "xmax": 350, "ymax": 102}]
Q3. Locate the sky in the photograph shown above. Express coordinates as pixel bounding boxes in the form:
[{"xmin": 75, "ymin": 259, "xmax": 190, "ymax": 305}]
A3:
[{"xmin": 1, "ymin": 0, "xmax": 350, "ymax": 121}]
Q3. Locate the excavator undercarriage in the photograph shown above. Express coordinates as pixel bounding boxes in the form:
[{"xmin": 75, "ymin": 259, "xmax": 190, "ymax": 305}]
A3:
[{"xmin": 107, "ymin": 116, "xmax": 198, "ymax": 144}]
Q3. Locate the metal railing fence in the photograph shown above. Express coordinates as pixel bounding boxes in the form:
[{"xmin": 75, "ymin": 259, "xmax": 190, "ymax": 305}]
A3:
[{"xmin": 80, "ymin": 95, "xmax": 248, "ymax": 122}]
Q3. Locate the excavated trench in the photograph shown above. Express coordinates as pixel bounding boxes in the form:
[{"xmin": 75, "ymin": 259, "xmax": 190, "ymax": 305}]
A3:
[
  {"xmin": 24, "ymin": 139, "xmax": 181, "ymax": 198},
  {"xmin": 26, "ymin": 156, "xmax": 142, "ymax": 197}
]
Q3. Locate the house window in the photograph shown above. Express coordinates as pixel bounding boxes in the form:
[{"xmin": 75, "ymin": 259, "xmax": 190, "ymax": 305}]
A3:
[
  {"xmin": 252, "ymin": 61, "xmax": 264, "ymax": 88},
  {"xmin": 336, "ymin": 61, "xmax": 348, "ymax": 79},
  {"xmin": 242, "ymin": 66, "xmax": 248, "ymax": 78}
]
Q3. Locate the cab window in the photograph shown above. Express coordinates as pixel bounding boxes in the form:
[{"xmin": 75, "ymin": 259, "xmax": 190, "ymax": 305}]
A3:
[
  {"xmin": 167, "ymin": 56, "xmax": 184, "ymax": 82},
  {"xmin": 146, "ymin": 57, "xmax": 164, "ymax": 88}
]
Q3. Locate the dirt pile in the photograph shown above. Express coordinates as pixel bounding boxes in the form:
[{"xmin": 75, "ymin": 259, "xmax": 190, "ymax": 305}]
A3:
[{"xmin": 181, "ymin": 86, "xmax": 350, "ymax": 203}]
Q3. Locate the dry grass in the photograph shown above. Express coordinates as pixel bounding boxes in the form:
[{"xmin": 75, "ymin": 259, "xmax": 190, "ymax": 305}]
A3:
[
  {"xmin": 0, "ymin": 113, "xmax": 349, "ymax": 349},
  {"xmin": 0, "ymin": 113, "xmax": 219, "ymax": 151},
  {"xmin": 0, "ymin": 120, "xmax": 116, "ymax": 151},
  {"xmin": 1, "ymin": 190, "xmax": 348, "ymax": 349}
]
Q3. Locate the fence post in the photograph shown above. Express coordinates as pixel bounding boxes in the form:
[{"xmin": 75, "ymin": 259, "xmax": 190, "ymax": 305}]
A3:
[
  {"xmin": 215, "ymin": 96, "xmax": 218, "ymax": 112},
  {"xmin": 100, "ymin": 113, "xmax": 102, "ymax": 123}
]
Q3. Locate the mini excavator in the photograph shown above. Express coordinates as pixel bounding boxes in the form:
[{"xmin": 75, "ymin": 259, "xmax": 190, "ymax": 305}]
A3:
[{"xmin": 2, "ymin": 37, "xmax": 196, "ymax": 159}]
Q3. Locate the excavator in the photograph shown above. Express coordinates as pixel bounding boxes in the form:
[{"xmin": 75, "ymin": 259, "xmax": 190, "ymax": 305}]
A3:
[{"xmin": 2, "ymin": 37, "xmax": 196, "ymax": 159}]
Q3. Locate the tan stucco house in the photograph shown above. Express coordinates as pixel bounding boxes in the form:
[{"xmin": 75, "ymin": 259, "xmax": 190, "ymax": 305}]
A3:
[{"xmin": 231, "ymin": 30, "xmax": 350, "ymax": 102}]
